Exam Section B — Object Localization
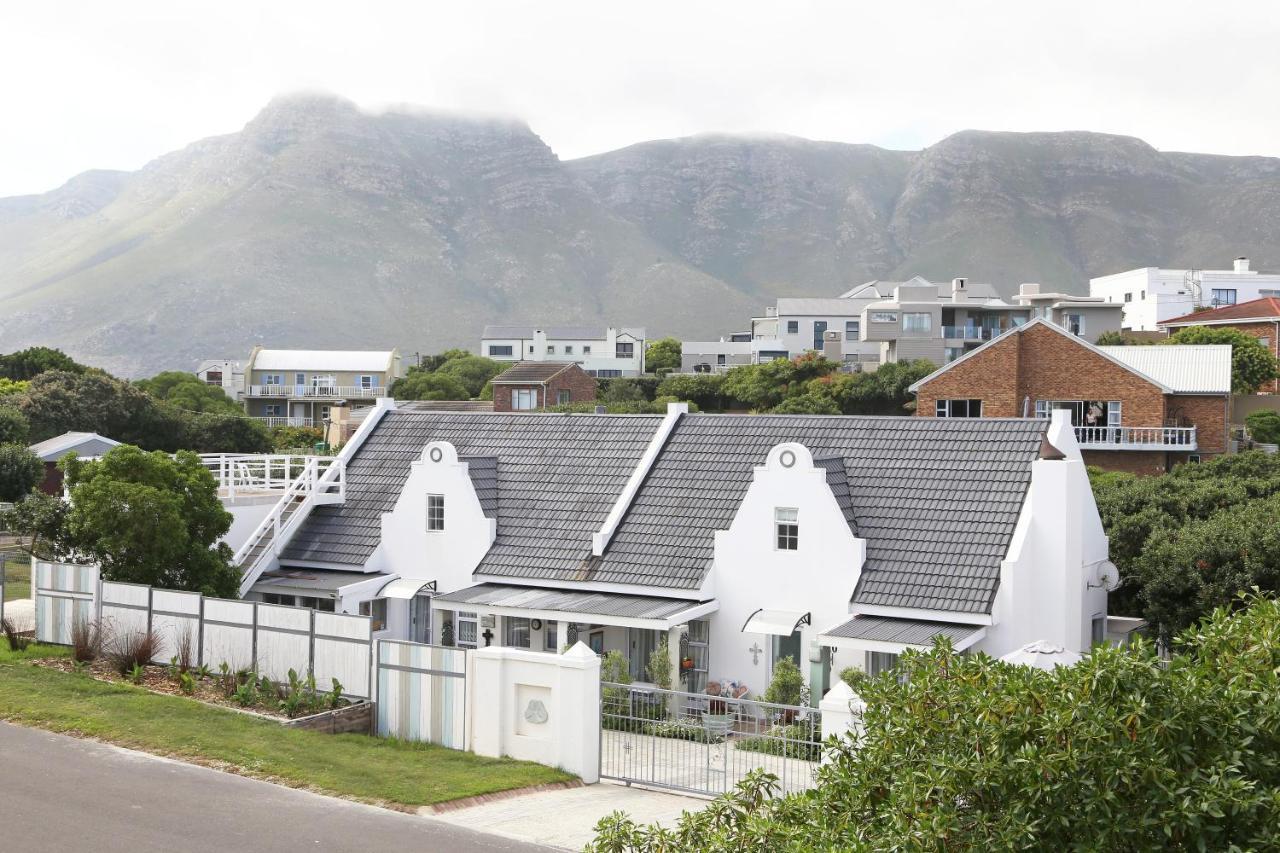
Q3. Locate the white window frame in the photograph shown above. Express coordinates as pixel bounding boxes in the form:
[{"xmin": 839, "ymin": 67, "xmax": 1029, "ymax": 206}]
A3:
[
  {"xmin": 263, "ymin": 404, "xmax": 283, "ymax": 417},
  {"xmin": 867, "ymin": 651, "xmax": 899, "ymax": 676},
  {"xmin": 845, "ymin": 320, "xmax": 859, "ymax": 341},
  {"xmin": 582, "ymin": 345, "xmax": 592, "ymax": 355},
  {"xmin": 263, "ymin": 374, "xmax": 284, "ymax": 386},
  {"xmin": 1210, "ymin": 288, "xmax": 1238, "ymax": 306},
  {"xmin": 511, "ymin": 388, "xmax": 537, "ymax": 411},
  {"xmin": 426, "ymin": 494, "xmax": 445, "ymax": 532},
  {"xmin": 616, "ymin": 341, "xmax": 635, "ymax": 359},
  {"xmin": 358, "ymin": 374, "xmax": 376, "ymax": 390},
  {"xmin": 1064, "ymin": 313, "xmax": 1085, "ymax": 336},
  {"xmin": 547, "ymin": 345, "xmax": 556, "ymax": 355},
  {"xmin": 871, "ymin": 312, "xmax": 898, "ymax": 323},
  {"xmin": 488, "ymin": 345, "xmax": 513, "ymax": 357},
  {"xmin": 564, "ymin": 345, "xmax": 574, "ymax": 355},
  {"xmin": 936, "ymin": 399, "xmax": 983, "ymax": 418},
  {"xmin": 359, "ymin": 598, "xmax": 387, "ymax": 632},
  {"xmin": 775, "ymin": 507, "xmax": 798, "ymax": 551},
  {"xmin": 786, "ymin": 320, "xmax": 799, "ymax": 334},
  {"xmin": 902, "ymin": 312, "xmax": 932, "ymax": 333}
]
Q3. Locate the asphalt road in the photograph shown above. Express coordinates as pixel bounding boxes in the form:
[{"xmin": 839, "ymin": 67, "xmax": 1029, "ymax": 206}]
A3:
[{"xmin": 0, "ymin": 722, "xmax": 557, "ymax": 852}]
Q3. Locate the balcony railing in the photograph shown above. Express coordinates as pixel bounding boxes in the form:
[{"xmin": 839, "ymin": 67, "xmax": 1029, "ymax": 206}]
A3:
[
  {"xmin": 1075, "ymin": 425, "xmax": 1197, "ymax": 451},
  {"xmin": 254, "ymin": 416, "xmax": 315, "ymax": 428},
  {"xmin": 942, "ymin": 326, "xmax": 1000, "ymax": 341},
  {"xmin": 246, "ymin": 384, "xmax": 387, "ymax": 399}
]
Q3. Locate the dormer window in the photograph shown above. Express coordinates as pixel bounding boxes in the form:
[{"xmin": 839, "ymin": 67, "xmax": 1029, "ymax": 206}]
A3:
[
  {"xmin": 426, "ymin": 494, "xmax": 445, "ymax": 532},
  {"xmin": 775, "ymin": 507, "xmax": 798, "ymax": 550}
]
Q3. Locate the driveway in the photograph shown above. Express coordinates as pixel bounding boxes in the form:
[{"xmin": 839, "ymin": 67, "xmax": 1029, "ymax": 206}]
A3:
[{"xmin": 0, "ymin": 722, "xmax": 552, "ymax": 852}]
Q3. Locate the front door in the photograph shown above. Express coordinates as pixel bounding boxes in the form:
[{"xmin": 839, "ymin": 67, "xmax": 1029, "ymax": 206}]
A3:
[{"xmin": 410, "ymin": 593, "xmax": 432, "ymax": 644}]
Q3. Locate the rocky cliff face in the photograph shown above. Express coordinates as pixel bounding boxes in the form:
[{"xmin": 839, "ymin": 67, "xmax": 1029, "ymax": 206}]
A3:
[{"xmin": 3, "ymin": 94, "xmax": 1280, "ymax": 376}]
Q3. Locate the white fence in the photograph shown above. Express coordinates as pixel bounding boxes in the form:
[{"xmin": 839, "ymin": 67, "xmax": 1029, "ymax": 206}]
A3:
[{"xmin": 36, "ymin": 562, "xmax": 373, "ymax": 697}]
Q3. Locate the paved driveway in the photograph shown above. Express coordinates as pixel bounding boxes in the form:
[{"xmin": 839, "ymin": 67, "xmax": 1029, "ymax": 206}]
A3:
[{"xmin": 0, "ymin": 722, "xmax": 552, "ymax": 853}]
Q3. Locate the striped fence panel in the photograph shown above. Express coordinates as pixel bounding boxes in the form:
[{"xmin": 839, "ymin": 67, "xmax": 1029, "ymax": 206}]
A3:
[
  {"xmin": 256, "ymin": 603, "xmax": 312, "ymax": 683},
  {"xmin": 201, "ymin": 597, "xmax": 255, "ymax": 674},
  {"xmin": 377, "ymin": 640, "xmax": 467, "ymax": 749},
  {"xmin": 33, "ymin": 561, "xmax": 98, "ymax": 645},
  {"xmin": 150, "ymin": 588, "xmax": 202, "ymax": 665},
  {"xmin": 100, "ymin": 582, "xmax": 150, "ymax": 648},
  {"xmin": 313, "ymin": 612, "xmax": 373, "ymax": 699}
]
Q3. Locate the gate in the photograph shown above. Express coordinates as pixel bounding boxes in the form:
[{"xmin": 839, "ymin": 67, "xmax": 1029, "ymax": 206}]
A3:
[
  {"xmin": 376, "ymin": 640, "xmax": 467, "ymax": 749},
  {"xmin": 600, "ymin": 682, "xmax": 822, "ymax": 797}
]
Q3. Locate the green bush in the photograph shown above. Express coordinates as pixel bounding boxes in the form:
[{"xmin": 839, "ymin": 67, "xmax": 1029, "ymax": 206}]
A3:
[
  {"xmin": 762, "ymin": 658, "xmax": 804, "ymax": 706},
  {"xmin": 1246, "ymin": 409, "xmax": 1280, "ymax": 444},
  {"xmin": 734, "ymin": 722, "xmax": 822, "ymax": 761},
  {"xmin": 0, "ymin": 444, "xmax": 43, "ymax": 502}
]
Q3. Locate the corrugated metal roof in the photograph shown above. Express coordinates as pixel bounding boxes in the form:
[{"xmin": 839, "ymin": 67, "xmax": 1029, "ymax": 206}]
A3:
[
  {"xmin": 434, "ymin": 583, "xmax": 707, "ymax": 621},
  {"xmin": 482, "ymin": 325, "xmax": 607, "ymax": 340},
  {"xmin": 253, "ymin": 569, "xmax": 387, "ymax": 593},
  {"xmin": 253, "ymin": 349, "xmax": 395, "ymax": 371},
  {"xmin": 490, "ymin": 362, "xmax": 578, "ymax": 383},
  {"xmin": 28, "ymin": 431, "xmax": 121, "ymax": 461},
  {"xmin": 819, "ymin": 615, "xmax": 983, "ymax": 647},
  {"xmin": 1098, "ymin": 345, "xmax": 1232, "ymax": 394}
]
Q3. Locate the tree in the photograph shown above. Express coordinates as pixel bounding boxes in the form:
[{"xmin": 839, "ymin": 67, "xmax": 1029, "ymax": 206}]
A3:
[
  {"xmin": 0, "ymin": 444, "xmax": 43, "ymax": 502},
  {"xmin": 644, "ymin": 337, "xmax": 682, "ymax": 373},
  {"xmin": 657, "ymin": 373, "xmax": 729, "ymax": 411},
  {"xmin": 49, "ymin": 446, "xmax": 239, "ymax": 595},
  {"xmin": 270, "ymin": 425, "xmax": 324, "ymax": 452},
  {"xmin": 592, "ymin": 595, "xmax": 1280, "ymax": 850},
  {"xmin": 415, "ymin": 349, "xmax": 471, "ymax": 374},
  {"xmin": 390, "ymin": 371, "xmax": 470, "ymax": 401},
  {"xmin": 722, "ymin": 354, "xmax": 841, "ymax": 411},
  {"xmin": 179, "ymin": 411, "xmax": 273, "ymax": 454},
  {"xmin": 435, "ymin": 355, "xmax": 505, "ymax": 398},
  {"xmin": 0, "ymin": 378, "xmax": 29, "ymax": 399},
  {"xmin": 18, "ymin": 370, "xmax": 184, "ymax": 449},
  {"xmin": 769, "ymin": 393, "xmax": 839, "ymax": 414},
  {"xmin": 0, "ymin": 405, "xmax": 29, "ymax": 445},
  {"xmin": 1245, "ymin": 409, "xmax": 1280, "ymax": 444},
  {"xmin": 599, "ymin": 378, "xmax": 648, "ymax": 404},
  {"xmin": 808, "ymin": 359, "xmax": 936, "ymax": 415},
  {"xmin": 0, "ymin": 346, "xmax": 86, "ymax": 381},
  {"xmin": 1165, "ymin": 326, "xmax": 1280, "ymax": 394},
  {"xmin": 136, "ymin": 371, "xmax": 243, "ymax": 415}
]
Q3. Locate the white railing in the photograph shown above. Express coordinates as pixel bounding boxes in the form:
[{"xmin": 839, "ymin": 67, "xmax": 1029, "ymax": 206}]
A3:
[
  {"xmin": 199, "ymin": 454, "xmax": 339, "ymax": 499},
  {"xmin": 247, "ymin": 385, "xmax": 388, "ymax": 399},
  {"xmin": 253, "ymin": 417, "xmax": 316, "ymax": 428},
  {"xmin": 1074, "ymin": 425, "xmax": 1197, "ymax": 450},
  {"xmin": 234, "ymin": 456, "xmax": 347, "ymax": 597}
]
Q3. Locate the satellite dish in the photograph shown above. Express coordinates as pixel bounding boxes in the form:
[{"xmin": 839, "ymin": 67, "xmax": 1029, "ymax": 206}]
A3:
[{"xmin": 1096, "ymin": 561, "xmax": 1121, "ymax": 592}]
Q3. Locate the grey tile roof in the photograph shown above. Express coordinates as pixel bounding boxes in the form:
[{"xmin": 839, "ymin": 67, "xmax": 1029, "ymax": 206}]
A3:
[
  {"xmin": 819, "ymin": 615, "xmax": 983, "ymax": 646},
  {"xmin": 815, "ymin": 456, "xmax": 858, "ymax": 536},
  {"xmin": 434, "ymin": 583, "xmax": 707, "ymax": 621},
  {"xmin": 464, "ymin": 456, "xmax": 498, "ymax": 518},
  {"xmin": 397, "ymin": 400, "xmax": 495, "ymax": 413},
  {"xmin": 279, "ymin": 411, "xmax": 663, "ymax": 572},
  {"xmin": 491, "ymin": 362, "xmax": 578, "ymax": 383},
  {"xmin": 592, "ymin": 415, "xmax": 1046, "ymax": 614}
]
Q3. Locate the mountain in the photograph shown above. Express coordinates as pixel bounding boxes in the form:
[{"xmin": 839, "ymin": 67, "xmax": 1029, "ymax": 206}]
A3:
[{"xmin": 4, "ymin": 93, "xmax": 1280, "ymax": 376}]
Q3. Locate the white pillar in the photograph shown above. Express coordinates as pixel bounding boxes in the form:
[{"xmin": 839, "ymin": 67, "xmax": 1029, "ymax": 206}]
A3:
[
  {"xmin": 556, "ymin": 620, "xmax": 570, "ymax": 653},
  {"xmin": 819, "ymin": 681, "xmax": 865, "ymax": 764}
]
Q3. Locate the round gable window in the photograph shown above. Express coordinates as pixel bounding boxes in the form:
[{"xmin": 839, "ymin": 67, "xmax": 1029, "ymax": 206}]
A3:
[
  {"xmin": 779, "ymin": 449, "xmax": 796, "ymax": 468},
  {"xmin": 429, "ymin": 447, "xmax": 443, "ymax": 463}
]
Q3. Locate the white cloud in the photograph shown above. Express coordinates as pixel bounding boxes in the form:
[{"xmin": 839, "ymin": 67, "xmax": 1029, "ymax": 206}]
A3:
[{"xmin": 1, "ymin": 0, "xmax": 1276, "ymax": 195}]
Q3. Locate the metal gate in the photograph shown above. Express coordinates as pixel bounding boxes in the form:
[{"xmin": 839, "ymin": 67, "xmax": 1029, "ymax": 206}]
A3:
[
  {"xmin": 376, "ymin": 640, "xmax": 467, "ymax": 749},
  {"xmin": 600, "ymin": 682, "xmax": 822, "ymax": 797}
]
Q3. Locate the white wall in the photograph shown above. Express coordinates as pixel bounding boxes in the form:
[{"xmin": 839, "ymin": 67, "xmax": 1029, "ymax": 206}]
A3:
[
  {"xmin": 709, "ymin": 442, "xmax": 865, "ymax": 696},
  {"xmin": 379, "ymin": 441, "xmax": 496, "ymax": 596},
  {"xmin": 220, "ymin": 498, "xmax": 276, "ymax": 557},
  {"xmin": 481, "ymin": 327, "xmax": 646, "ymax": 375},
  {"xmin": 1091, "ymin": 265, "xmax": 1280, "ymax": 330}
]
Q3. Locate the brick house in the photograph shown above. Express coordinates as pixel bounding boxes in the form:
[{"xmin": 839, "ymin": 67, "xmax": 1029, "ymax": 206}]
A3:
[
  {"xmin": 909, "ymin": 318, "xmax": 1232, "ymax": 474},
  {"xmin": 490, "ymin": 362, "xmax": 597, "ymax": 412},
  {"xmin": 1159, "ymin": 297, "xmax": 1280, "ymax": 394}
]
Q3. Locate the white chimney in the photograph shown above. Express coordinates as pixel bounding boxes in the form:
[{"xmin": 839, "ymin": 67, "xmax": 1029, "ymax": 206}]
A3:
[
  {"xmin": 951, "ymin": 277, "xmax": 967, "ymax": 302},
  {"xmin": 1019, "ymin": 283, "xmax": 1042, "ymax": 296},
  {"xmin": 1235, "ymin": 256, "xmax": 1251, "ymax": 273}
]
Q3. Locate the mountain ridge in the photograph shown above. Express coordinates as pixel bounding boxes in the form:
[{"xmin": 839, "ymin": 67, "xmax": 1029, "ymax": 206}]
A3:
[{"xmin": 4, "ymin": 93, "xmax": 1280, "ymax": 376}]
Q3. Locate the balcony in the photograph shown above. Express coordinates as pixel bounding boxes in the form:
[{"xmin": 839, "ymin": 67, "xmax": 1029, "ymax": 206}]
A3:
[
  {"xmin": 942, "ymin": 326, "xmax": 999, "ymax": 341},
  {"xmin": 253, "ymin": 417, "xmax": 315, "ymax": 428},
  {"xmin": 246, "ymin": 384, "xmax": 387, "ymax": 399},
  {"xmin": 1074, "ymin": 425, "xmax": 1197, "ymax": 451}
]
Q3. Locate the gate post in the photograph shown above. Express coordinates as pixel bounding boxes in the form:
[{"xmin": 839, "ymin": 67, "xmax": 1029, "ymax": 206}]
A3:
[{"xmin": 819, "ymin": 681, "xmax": 864, "ymax": 764}]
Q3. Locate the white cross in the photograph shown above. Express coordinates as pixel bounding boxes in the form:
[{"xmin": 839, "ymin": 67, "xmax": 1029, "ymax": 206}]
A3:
[{"xmin": 749, "ymin": 643, "xmax": 763, "ymax": 665}]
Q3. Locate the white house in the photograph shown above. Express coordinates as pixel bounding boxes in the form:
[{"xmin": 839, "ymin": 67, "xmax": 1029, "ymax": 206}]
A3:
[
  {"xmin": 232, "ymin": 400, "xmax": 1126, "ymax": 700},
  {"xmin": 1090, "ymin": 257, "xmax": 1280, "ymax": 330},
  {"xmin": 480, "ymin": 326, "xmax": 646, "ymax": 377}
]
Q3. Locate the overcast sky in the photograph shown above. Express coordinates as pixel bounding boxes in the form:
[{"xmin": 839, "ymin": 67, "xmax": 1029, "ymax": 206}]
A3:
[{"xmin": 2, "ymin": 1, "xmax": 1276, "ymax": 196}]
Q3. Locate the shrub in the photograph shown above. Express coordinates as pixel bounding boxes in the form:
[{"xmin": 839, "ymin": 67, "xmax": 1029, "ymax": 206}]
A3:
[
  {"xmin": 106, "ymin": 629, "xmax": 157, "ymax": 676},
  {"xmin": 0, "ymin": 444, "xmax": 43, "ymax": 502},
  {"xmin": 1246, "ymin": 409, "xmax": 1280, "ymax": 444},
  {"xmin": 646, "ymin": 638, "xmax": 672, "ymax": 689},
  {"xmin": 178, "ymin": 671, "xmax": 196, "ymax": 695},
  {"xmin": 762, "ymin": 658, "xmax": 804, "ymax": 706},
  {"xmin": 643, "ymin": 718, "xmax": 723, "ymax": 744},
  {"xmin": 734, "ymin": 722, "xmax": 822, "ymax": 761},
  {"xmin": 233, "ymin": 680, "xmax": 258, "ymax": 707},
  {"xmin": 70, "ymin": 614, "xmax": 101, "ymax": 663},
  {"xmin": 1, "ymin": 615, "xmax": 31, "ymax": 652}
]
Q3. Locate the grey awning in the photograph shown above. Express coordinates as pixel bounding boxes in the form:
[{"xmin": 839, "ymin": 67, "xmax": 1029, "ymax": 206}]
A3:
[
  {"xmin": 816, "ymin": 615, "xmax": 986, "ymax": 652},
  {"xmin": 432, "ymin": 583, "xmax": 717, "ymax": 629},
  {"xmin": 253, "ymin": 569, "xmax": 390, "ymax": 596}
]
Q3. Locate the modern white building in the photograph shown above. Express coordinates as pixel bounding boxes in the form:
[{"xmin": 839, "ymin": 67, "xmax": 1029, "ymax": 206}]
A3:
[
  {"xmin": 227, "ymin": 401, "xmax": 1130, "ymax": 699},
  {"xmin": 195, "ymin": 359, "xmax": 245, "ymax": 400},
  {"xmin": 480, "ymin": 326, "xmax": 646, "ymax": 377},
  {"xmin": 1090, "ymin": 257, "xmax": 1280, "ymax": 331}
]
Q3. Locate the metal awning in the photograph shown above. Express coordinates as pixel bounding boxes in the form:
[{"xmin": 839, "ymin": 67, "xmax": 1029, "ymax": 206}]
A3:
[
  {"xmin": 816, "ymin": 615, "xmax": 986, "ymax": 653},
  {"xmin": 252, "ymin": 569, "xmax": 391, "ymax": 597},
  {"xmin": 741, "ymin": 609, "xmax": 811, "ymax": 636},
  {"xmin": 432, "ymin": 583, "xmax": 718, "ymax": 630},
  {"xmin": 376, "ymin": 577, "xmax": 438, "ymax": 600}
]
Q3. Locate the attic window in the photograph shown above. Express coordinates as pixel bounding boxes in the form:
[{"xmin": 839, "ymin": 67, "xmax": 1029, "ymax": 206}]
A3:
[
  {"xmin": 775, "ymin": 507, "xmax": 798, "ymax": 551},
  {"xmin": 426, "ymin": 494, "xmax": 445, "ymax": 532}
]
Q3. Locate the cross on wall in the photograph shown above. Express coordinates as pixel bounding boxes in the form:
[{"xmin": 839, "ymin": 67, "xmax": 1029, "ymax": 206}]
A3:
[{"xmin": 749, "ymin": 643, "xmax": 763, "ymax": 665}]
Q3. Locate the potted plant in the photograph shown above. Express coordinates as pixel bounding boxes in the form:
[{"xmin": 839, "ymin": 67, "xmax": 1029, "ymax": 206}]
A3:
[{"xmin": 763, "ymin": 658, "xmax": 805, "ymax": 722}]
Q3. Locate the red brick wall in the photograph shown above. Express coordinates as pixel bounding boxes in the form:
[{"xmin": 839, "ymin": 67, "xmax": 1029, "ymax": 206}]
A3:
[
  {"xmin": 1081, "ymin": 450, "xmax": 1168, "ymax": 475},
  {"xmin": 491, "ymin": 365, "xmax": 597, "ymax": 412},
  {"xmin": 1167, "ymin": 394, "xmax": 1229, "ymax": 455},
  {"xmin": 916, "ymin": 334, "xmax": 1021, "ymax": 417}
]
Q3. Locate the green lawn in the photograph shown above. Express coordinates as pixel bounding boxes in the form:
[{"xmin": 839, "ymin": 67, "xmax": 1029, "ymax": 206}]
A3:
[
  {"xmin": 2, "ymin": 554, "xmax": 30, "ymax": 601},
  {"xmin": 0, "ymin": 650, "xmax": 573, "ymax": 807}
]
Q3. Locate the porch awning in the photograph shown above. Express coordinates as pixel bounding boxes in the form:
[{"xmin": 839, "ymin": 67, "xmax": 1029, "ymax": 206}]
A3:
[
  {"xmin": 376, "ymin": 577, "xmax": 438, "ymax": 600},
  {"xmin": 816, "ymin": 615, "xmax": 986, "ymax": 653},
  {"xmin": 741, "ymin": 609, "xmax": 811, "ymax": 636},
  {"xmin": 252, "ymin": 569, "xmax": 391, "ymax": 598},
  {"xmin": 431, "ymin": 583, "xmax": 718, "ymax": 630}
]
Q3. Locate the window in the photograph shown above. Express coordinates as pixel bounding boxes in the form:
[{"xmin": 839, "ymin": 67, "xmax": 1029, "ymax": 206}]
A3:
[
  {"xmin": 1091, "ymin": 614, "xmax": 1106, "ymax": 648},
  {"xmin": 775, "ymin": 507, "xmax": 798, "ymax": 550},
  {"xmin": 871, "ymin": 312, "xmax": 898, "ymax": 323},
  {"xmin": 1260, "ymin": 337, "xmax": 1272, "ymax": 351},
  {"xmin": 264, "ymin": 404, "xmax": 282, "ymax": 417},
  {"xmin": 358, "ymin": 375, "xmax": 376, "ymax": 390},
  {"xmin": 488, "ymin": 345, "xmax": 513, "ymax": 357},
  {"xmin": 556, "ymin": 389, "xmax": 571, "ymax": 405},
  {"xmin": 426, "ymin": 494, "xmax": 445, "ymax": 532},
  {"xmin": 616, "ymin": 341, "xmax": 635, "ymax": 359},
  {"xmin": 263, "ymin": 374, "xmax": 284, "ymax": 386},
  {"xmin": 505, "ymin": 617, "xmax": 531, "ymax": 648},
  {"xmin": 902, "ymin": 312, "xmax": 932, "ymax": 333},
  {"xmin": 786, "ymin": 320, "xmax": 799, "ymax": 334},
  {"xmin": 717, "ymin": 353, "xmax": 727, "ymax": 365},
  {"xmin": 547, "ymin": 345, "xmax": 556, "ymax": 354},
  {"xmin": 1141, "ymin": 290, "xmax": 1146, "ymax": 300},
  {"xmin": 1188, "ymin": 454, "xmax": 1202, "ymax": 463},
  {"xmin": 319, "ymin": 406, "xmax": 331, "ymax": 423},
  {"xmin": 596, "ymin": 369, "xmax": 623, "ymax": 378},
  {"xmin": 867, "ymin": 651, "xmax": 899, "ymax": 676},
  {"xmin": 1211, "ymin": 288, "xmax": 1238, "ymax": 306},
  {"xmin": 312, "ymin": 374, "xmax": 336, "ymax": 393},
  {"xmin": 583, "ymin": 345, "xmax": 591, "ymax": 355},
  {"xmin": 812, "ymin": 320, "xmax": 828, "ymax": 350},
  {"xmin": 936, "ymin": 399, "xmax": 983, "ymax": 418},
  {"xmin": 1063, "ymin": 313, "xmax": 1085, "ymax": 336},
  {"xmin": 564, "ymin": 345, "xmax": 574, "ymax": 355},
  {"xmin": 845, "ymin": 320, "xmax": 860, "ymax": 340},
  {"xmin": 1124, "ymin": 292, "xmax": 1132, "ymax": 303},
  {"xmin": 262, "ymin": 593, "xmax": 294, "ymax": 606},
  {"xmin": 758, "ymin": 350, "xmax": 789, "ymax": 361},
  {"xmin": 511, "ymin": 388, "xmax": 537, "ymax": 410},
  {"xmin": 360, "ymin": 598, "xmax": 387, "ymax": 631},
  {"xmin": 545, "ymin": 620, "xmax": 559, "ymax": 651},
  {"xmin": 294, "ymin": 372, "xmax": 306, "ymax": 386},
  {"xmin": 206, "ymin": 370, "xmax": 223, "ymax": 385},
  {"xmin": 456, "ymin": 612, "xmax": 478, "ymax": 648},
  {"xmin": 528, "ymin": 345, "xmax": 535, "ymax": 354}
]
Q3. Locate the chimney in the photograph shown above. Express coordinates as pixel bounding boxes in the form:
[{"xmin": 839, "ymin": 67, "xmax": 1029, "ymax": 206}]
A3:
[
  {"xmin": 1235, "ymin": 256, "xmax": 1250, "ymax": 273},
  {"xmin": 1019, "ymin": 282, "xmax": 1041, "ymax": 296},
  {"xmin": 951, "ymin": 277, "xmax": 967, "ymax": 301}
]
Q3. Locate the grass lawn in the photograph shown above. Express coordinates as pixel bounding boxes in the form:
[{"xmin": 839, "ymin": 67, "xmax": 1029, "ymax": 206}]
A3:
[
  {"xmin": 0, "ymin": 647, "xmax": 573, "ymax": 807},
  {"xmin": 2, "ymin": 554, "xmax": 30, "ymax": 601}
]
